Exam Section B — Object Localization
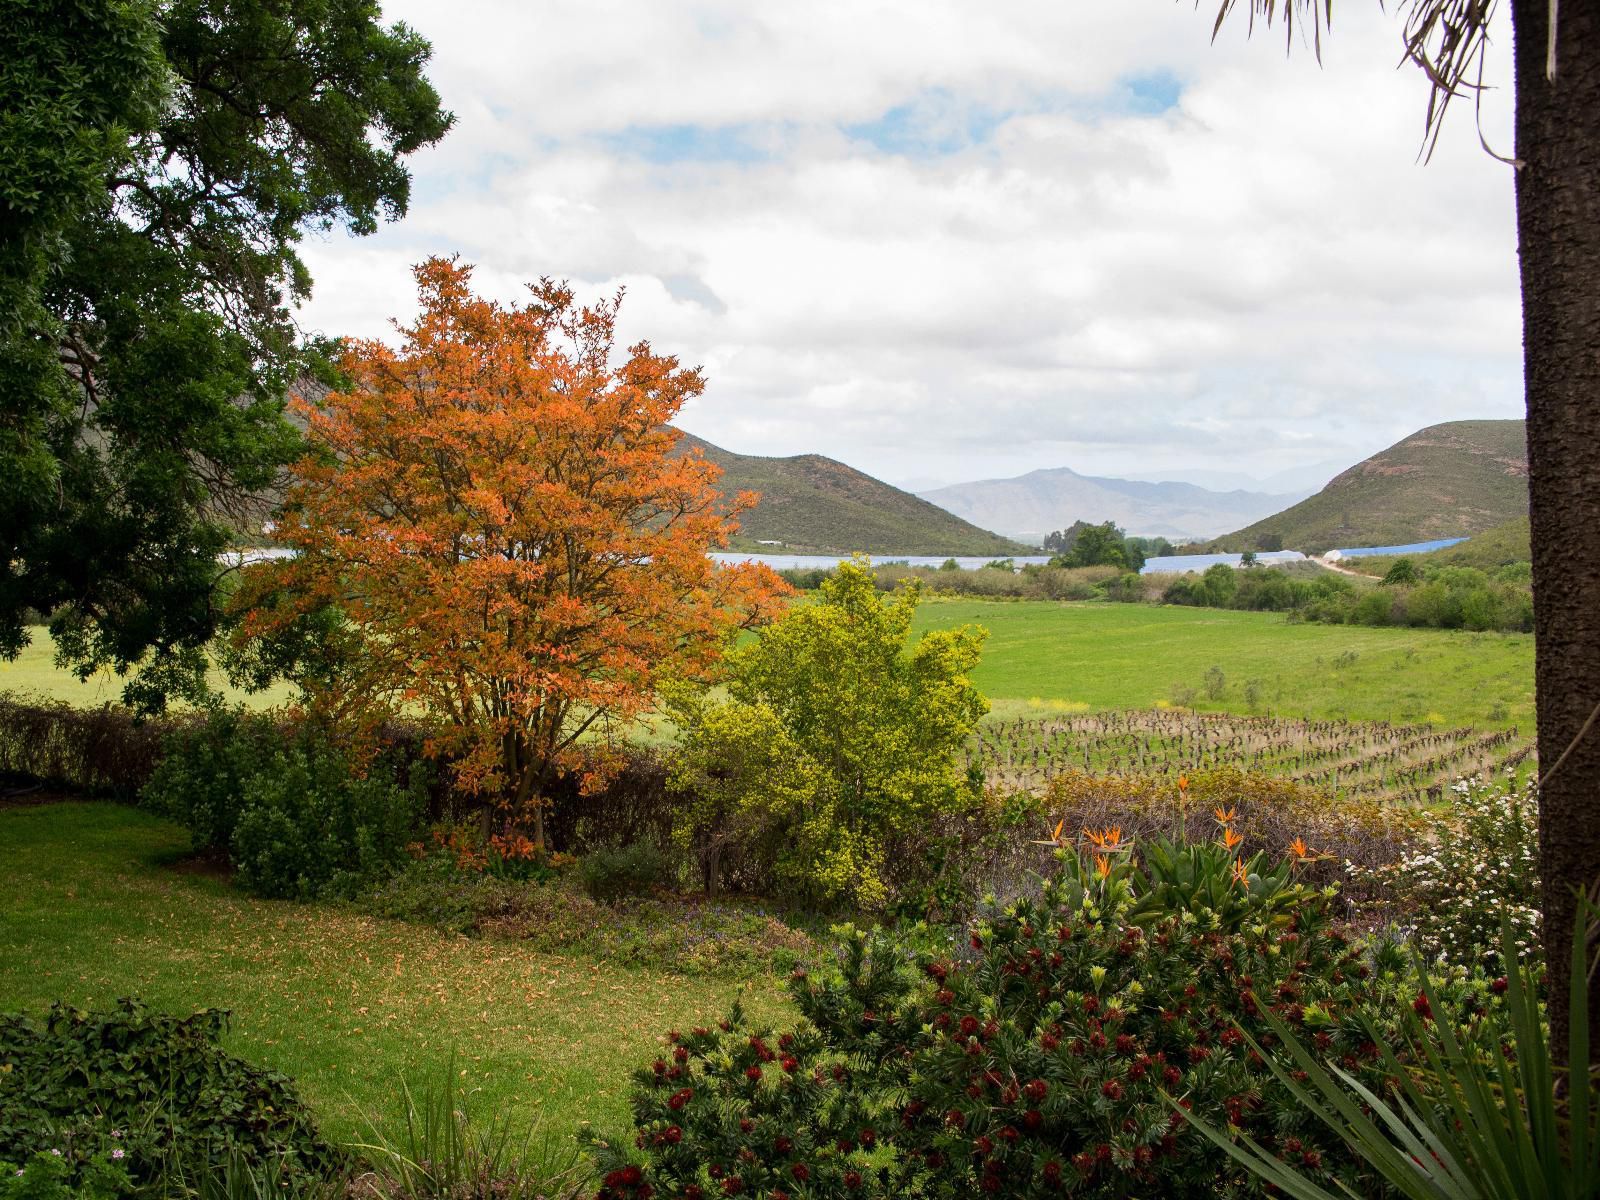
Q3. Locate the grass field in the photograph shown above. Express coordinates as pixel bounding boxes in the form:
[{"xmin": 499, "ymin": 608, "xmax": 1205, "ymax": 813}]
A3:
[
  {"xmin": 2, "ymin": 603, "xmax": 1535, "ymax": 736},
  {"xmin": 911, "ymin": 600, "xmax": 1534, "ymax": 732},
  {"xmin": 0, "ymin": 802, "xmax": 787, "ymax": 1146}
]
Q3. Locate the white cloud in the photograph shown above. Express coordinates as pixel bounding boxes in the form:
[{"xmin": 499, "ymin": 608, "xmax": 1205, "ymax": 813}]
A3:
[{"xmin": 296, "ymin": 0, "xmax": 1522, "ymax": 492}]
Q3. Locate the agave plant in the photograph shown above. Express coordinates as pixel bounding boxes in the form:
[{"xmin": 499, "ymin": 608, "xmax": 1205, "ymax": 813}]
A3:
[{"xmin": 1181, "ymin": 902, "xmax": 1600, "ymax": 1200}]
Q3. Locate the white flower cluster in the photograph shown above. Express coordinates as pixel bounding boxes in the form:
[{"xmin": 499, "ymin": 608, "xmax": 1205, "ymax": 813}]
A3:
[{"xmin": 1352, "ymin": 773, "xmax": 1539, "ymax": 969}]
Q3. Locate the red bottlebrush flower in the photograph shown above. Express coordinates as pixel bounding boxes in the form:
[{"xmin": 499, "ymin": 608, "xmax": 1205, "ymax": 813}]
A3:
[
  {"xmin": 946, "ymin": 1109, "xmax": 966, "ymax": 1130},
  {"xmin": 1024, "ymin": 1108, "xmax": 1043, "ymax": 1131},
  {"xmin": 1413, "ymin": 992, "xmax": 1434, "ymax": 1022},
  {"xmin": 790, "ymin": 1164, "xmax": 810, "ymax": 1183},
  {"xmin": 719, "ymin": 1176, "xmax": 742, "ymax": 1196},
  {"xmin": 673, "ymin": 1046, "xmax": 689, "ymax": 1063},
  {"xmin": 779, "ymin": 1032, "xmax": 794, "ymax": 1049},
  {"xmin": 933, "ymin": 1013, "xmax": 951, "ymax": 1030},
  {"xmin": 1041, "ymin": 1031, "xmax": 1060, "ymax": 1052},
  {"xmin": 836, "ymin": 1138, "xmax": 856, "ymax": 1153},
  {"xmin": 984, "ymin": 1020, "xmax": 1000, "ymax": 1039},
  {"xmin": 1043, "ymin": 1160, "xmax": 1062, "ymax": 1182},
  {"xmin": 1083, "ymin": 995, "xmax": 1100, "ymax": 1014},
  {"xmin": 666, "ymin": 1065, "xmax": 683, "ymax": 1081},
  {"xmin": 744, "ymin": 1065, "xmax": 762, "ymax": 1082},
  {"xmin": 685, "ymin": 1187, "xmax": 704, "ymax": 1200},
  {"xmin": 668, "ymin": 1088, "xmax": 693, "ymax": 1110},
  {"xmin": 667, "ymin": 1029, "xmax": 682, "ymax": 1043},
  {"xmin": 1024, "ymin": 1078, "xmax": 1048, "ymax": 1103},
  {"xmin": 935, "ymin": 988, "xmax": 955, "ymax": 1006},
  {"xmin": 719, "ymin": 1020, "xmax": 733, "ymax": 1032},
  {"xmin": 693, "ymin": 1027, "xmax": 710, "ymax": 1037},
  {"xmin": 974, "ymin": 1135, "xmax": 995, "ymax": 1155},
  {"xmin": 1095, "ymin": 1143, "xmax": 1113, "ymax": 1163},
  {"xmin": 859, "ymin": 1128, "xmax": 876, "ymax": 1148},
  {"xmin": 1127, "ymin": 1061, "xmax": 1147, "ymax": 1082},
  {"xmin": 1188, "ymin": 1046, "xmax": 1211, "ymax": 1064},
  {"xmin": 966, "ymin": 1084, "xmax": 982, "ymax": 1099},
  {"xmin": 665, "ymin": 1126, "xmax": 682, "ymax": 1144},
  {"xmin": 622, "ymin": 1166, "xmax": 643, "ymax": 1185},
  {"xmin": 971, "ymin": 933, "xmax": 984, "ymax": 950},
  {"xmin": 929, "ymin": 962, "xmax": 949, "ymax": 982},
  {"xmin": 843, "ymin": 1171, "xmax": 863, "ymax": 1189},
  {"xmin": 832, "ymin": 1063, "xmax": 846, "ymax": 1081},
  {"xmin": 925, "ymin": 1151, "xmax": 945, "ymax": 1170},
  {"xmin": 652, "ymin": 1059, "xmax": 668, "ymax": 1075},
  {"xmin": 1492, "ymin": 976, "xmax": 1509, "ymax": 994},
  {"xmin": 749, "ymin": 1037, "xmax": 774, "ymax": 1061},
  {"xmin": 780, "ymin": 1056, "xmax": 799, "ymax": 1073},
  {"xmin": 774, "ymin": 1136, "xmax": 792, "ymax": 1154},
  {"xmin": 1133, "ymin": 1145, "xmax": 1152, "ymax": 1166},
  {"xmin": 981, "ymin": 1174, "xmax": 1002, "ymax": 1192},
  {"xmin": 905, "ymin": 1100, "xmax": 925, "ymax": 1116},
  {"xmin": 738, "ymin": 1118, "xmax": 753, "ymax": 1133},
  {"xmin": 964, "ymin": 1040, "xmax": 983, "ymax": 1057},
  {"xmin": 1089, "ymin": 1031, "xmax": 1107, "ymax": 1050},
  {"xmin": 959, "ymin": 1015, "xmax": 980, "ymax": 1037},
  {"xmin": 1302, "ymin": 1150, "xmax": 1322, "ymax": 1169},
  {"xmin": 1072, "ymin": 1151, "xmax": 1095, "ymax": 1175},
  {"xmin": 1114, "ymin": 1034, "xmax": 1136, "ymax": 1056},
  {"xmin": 998, "ymin": 1125, "xmax": 1019, "ymax": 1143},
  {"xmin": 1101, "ymin": 1079, "xmax": 1124, "ymax": 1101}
]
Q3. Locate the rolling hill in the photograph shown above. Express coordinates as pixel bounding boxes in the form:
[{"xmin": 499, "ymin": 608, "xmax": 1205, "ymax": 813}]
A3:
[
  {"xmin": 679, "ymin": 432, "xmax": 1026, "ymax": 556},
  {"xmin": 916, "ymin": 468, "xmax": 1308, "ymax": 543},
  {"xmin": 1205, "ymin": 420, "xmax": 1528, "ymax": 554}
]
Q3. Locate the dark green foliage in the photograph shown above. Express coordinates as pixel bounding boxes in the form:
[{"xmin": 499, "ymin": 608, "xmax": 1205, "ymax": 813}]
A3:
[
  {"xmin": 1047, "ymin": 521, "xmax": 1145, "ymax": 571},
  {"xmin": 141, "ymin": 710, "xmax": 428, "ymax": 898},
  {"xmin": 1160, "ymin": 562, "xmax": 1532, "ymax": 632},
  {"xmin": 0, "ymin": 0, "xmax": 451, "ymax": 709},
  {"xmin": 1380, "ymin": 557, "xmax": 1421, "ymax": 586},
  {"xmin": 0, "ymin": 999, "xmax": 337, "ymax": 1190},
  {"xmin": 611, "ymin": 843, "xmax": 1512, "ymax": 1199},
  {"xmin": 579, "ymin": 841, "xmax": 671, "ymax": 904}
]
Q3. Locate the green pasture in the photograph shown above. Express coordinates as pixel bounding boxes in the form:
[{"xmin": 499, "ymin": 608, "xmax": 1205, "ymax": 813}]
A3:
[
  {"xmin": 0, "ymin": 802, "xmax": 786, "ymax": 1145},
  {"xmin": 1, "ymin": 603, "xmax": 1535, "ymax": 735},
  {"xmin": 911, "ymin": 600, "xmax": 1533, "ymax": 732}
]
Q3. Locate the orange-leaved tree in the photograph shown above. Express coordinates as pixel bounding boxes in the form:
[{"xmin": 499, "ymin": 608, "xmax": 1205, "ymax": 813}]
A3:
[{"xmin": 232, "ymin": 257, "xmax": 789, "ymax": 846}]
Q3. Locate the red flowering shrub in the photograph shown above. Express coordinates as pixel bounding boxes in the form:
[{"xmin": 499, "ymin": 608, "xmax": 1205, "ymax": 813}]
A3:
[{"xmin": 602, "ymin": 840, "xmax": 1508, "ymax": 1200}]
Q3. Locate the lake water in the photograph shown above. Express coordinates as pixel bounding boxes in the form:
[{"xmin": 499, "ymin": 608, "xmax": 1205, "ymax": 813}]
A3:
[{"xmin": 1139, "ymin": 551, "xmax": 1307, "ymax": 575}]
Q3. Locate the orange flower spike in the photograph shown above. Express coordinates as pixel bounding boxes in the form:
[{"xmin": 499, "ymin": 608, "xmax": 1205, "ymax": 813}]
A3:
[
  {"xmin": 1288, "ymin": 836, "xmax": 1311, "ymax": 860},
  {"xmin": 1084, "ymin": 825, "xmax": 1128, "ymax": 852},
  {"xmin": 1094, "ymin": 854, "xmax": 1112, "ymax": 880},
  {"xmin": 1052, "ymin": 818, "xmax": 1066, "ymax": 845},
  {"xmin": 1231, "ymin": 857, "xmax": 1250, "ymax": 889},
  {"xmin": 1221, "ymin": 827, "xmax": 1244, "ymax": 851},
  {"xmin": 1212, "ymin": 805, "xmax": 1237, "ymax": 826}
]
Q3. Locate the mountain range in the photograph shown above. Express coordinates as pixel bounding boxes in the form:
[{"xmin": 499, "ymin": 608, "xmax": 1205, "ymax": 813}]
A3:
[
  {"xmin": 677, "ymin": 432, "xmax": 1026, "ymax": 556},
  {"xmin": 916, "ymin": 469, "xmax": 1311, "ymax": 543},
  {"xmin": 1200, "ymin": 419, "xmax": 1528, "ymax": 555}
]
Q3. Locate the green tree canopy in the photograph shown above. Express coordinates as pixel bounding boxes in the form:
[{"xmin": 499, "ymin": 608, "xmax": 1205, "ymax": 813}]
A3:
[
  {"xmin": 668, "ymin": 558, "xmax": 988, "ymax": 908},
  {"xmin": 0, "ymin": 0, "xmax": 451, "ymax": 708}
]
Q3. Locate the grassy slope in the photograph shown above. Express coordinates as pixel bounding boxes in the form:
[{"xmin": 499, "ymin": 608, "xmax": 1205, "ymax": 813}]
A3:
[
  {"xmin": 1207, "ymin": 420, "xmax": 1528, "ymax": 555},
  {"xmin": 680, "ymin": 432, "xmax": 1026, "ymax": 556},
  {"xmin": 910, "ymin": 599, "xmax": 1534, "ymax": 731},
  {"xmin": 0, "ymin": 803, "xmax": 786, "ymax": 1143}
]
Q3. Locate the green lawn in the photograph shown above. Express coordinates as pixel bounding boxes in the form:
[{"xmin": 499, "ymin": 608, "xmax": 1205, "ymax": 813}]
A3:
[
  {"xmin": 912, "ymin": 600, "xmax": 1534, "ymax": 732},
  {"xmin": 0, "ymin": 802, "xmax": 787, "ymax": 1146}
]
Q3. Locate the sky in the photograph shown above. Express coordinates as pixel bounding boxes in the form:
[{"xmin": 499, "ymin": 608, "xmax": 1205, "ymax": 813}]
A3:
[{"xmin": 293, "ymin": 0, "xmax": 1523, "ymax": 495}]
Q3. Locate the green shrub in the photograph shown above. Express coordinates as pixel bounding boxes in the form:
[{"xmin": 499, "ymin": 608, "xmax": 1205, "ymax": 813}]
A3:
[
  {"xmin": 0, "ymin": 1000, "xmax": 338, "ymax": 1192},
  {"xmin": 0, "ymin": 1149, "xmax": 132, "ymax": 1200},
  {"xmin": 579, "ymin": 841, "xmax": 670, "ymax": 903},
  {"xmin": 142, "ymin": 711, "xmax": 428, "ymax": 899},
  {"xmin": 608, "ymin": 839, "xmax": 1510, "ymax": 1199}
]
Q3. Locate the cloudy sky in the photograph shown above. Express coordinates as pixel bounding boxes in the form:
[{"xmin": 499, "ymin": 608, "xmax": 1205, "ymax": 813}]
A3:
[{"xmin": 295, "ymin": 0, "xmax": 1522, "ymax": 494}]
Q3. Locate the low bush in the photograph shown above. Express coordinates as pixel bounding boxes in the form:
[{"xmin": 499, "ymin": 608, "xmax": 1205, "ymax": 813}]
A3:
[
  {"xmin": 599, "ymin": 832, "xmax": 1511, "ymax": 1200},
  {"xmin": 0, "ymin": 1000, "xmax": 338, "ymax": 1192},
  {"xmin": 0, "ymin": 693, "xmax": 175, "ymax": 797},
  {"xmin": 580, "ymin": 841, "xmax": 671, "ymax": 903},
  {"xmin": 142, "ymin": 711, "xmax": 429, "ymax": 899},
  {"xmin": 1350, "ymin": 773, "xmax": 1539, "ymax": 970}
]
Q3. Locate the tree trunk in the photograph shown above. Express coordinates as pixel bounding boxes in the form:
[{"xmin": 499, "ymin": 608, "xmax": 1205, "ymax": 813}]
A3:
[{"xmin": 1512, "ymin": 0, "xmax": 1600, "ymax": 1066}]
